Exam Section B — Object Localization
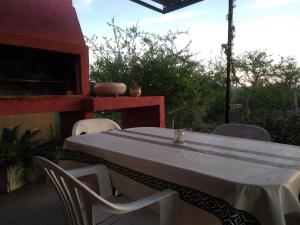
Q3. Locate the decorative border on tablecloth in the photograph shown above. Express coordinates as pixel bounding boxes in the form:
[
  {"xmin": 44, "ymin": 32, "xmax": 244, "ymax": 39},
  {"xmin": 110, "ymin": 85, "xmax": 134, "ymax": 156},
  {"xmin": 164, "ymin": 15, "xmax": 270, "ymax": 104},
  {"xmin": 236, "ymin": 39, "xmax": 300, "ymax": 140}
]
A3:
[
  {"xmin": 103, "ymin": 131, "xmax": 300, "ymax": 170},
  {"xmin": 61, "ymin": 149, "xmax": 261, "ymax": 225},
  {"xmin": 122, "ymin": 129, "xmax": 300, "ymax": 162}
]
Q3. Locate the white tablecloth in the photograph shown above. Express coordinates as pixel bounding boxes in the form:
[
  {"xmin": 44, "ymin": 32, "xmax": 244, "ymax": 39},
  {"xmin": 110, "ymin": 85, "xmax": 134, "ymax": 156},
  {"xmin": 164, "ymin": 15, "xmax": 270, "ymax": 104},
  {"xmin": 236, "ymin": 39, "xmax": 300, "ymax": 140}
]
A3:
[{"xmin": 64, "ymin": 127, "xmax": 300, "ymax": 225}]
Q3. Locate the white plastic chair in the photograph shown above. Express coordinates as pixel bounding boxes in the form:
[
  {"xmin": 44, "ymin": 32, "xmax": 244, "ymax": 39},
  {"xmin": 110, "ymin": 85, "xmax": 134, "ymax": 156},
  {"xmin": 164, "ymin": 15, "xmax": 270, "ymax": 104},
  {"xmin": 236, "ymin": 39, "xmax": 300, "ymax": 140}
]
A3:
[
  {"xmin": 72, "ymin": 119, "xmax": 121, "ymax": 136},
  {"xmin": 212, "ymin": 123, "xmax": 271, "ymax": 141},
  {"xmin": 34, "ymin": 156, "xmax": 181, "ymax": 225}
]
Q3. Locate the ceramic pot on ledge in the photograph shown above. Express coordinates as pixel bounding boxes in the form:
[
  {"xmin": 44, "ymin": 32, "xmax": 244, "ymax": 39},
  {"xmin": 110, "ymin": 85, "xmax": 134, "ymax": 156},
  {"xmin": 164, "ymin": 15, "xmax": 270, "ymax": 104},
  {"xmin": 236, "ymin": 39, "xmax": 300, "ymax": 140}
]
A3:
[
  {"xmin": 129, "ymin": 86, "xmax": 142, "ymax": 97},
  {"xmin": 95, "ymin": 83, "xmax": 126, "ymax": 97}
]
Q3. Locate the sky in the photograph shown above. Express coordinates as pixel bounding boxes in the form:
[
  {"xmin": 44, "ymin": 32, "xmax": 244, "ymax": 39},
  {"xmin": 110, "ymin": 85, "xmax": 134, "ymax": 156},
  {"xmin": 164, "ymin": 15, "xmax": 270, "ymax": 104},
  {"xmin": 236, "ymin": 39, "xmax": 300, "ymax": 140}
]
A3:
[{"xmin": 73, "ymin": 0, "xmax": 300, "ymax": 63}]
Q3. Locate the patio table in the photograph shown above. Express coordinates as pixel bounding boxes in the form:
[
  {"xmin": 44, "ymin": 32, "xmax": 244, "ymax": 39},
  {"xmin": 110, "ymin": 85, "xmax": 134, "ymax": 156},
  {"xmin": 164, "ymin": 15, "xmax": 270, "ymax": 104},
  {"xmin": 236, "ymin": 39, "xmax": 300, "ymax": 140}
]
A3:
[{"xmin": 63, "ymin": 127, "xmax": 300, "ymax": 225}]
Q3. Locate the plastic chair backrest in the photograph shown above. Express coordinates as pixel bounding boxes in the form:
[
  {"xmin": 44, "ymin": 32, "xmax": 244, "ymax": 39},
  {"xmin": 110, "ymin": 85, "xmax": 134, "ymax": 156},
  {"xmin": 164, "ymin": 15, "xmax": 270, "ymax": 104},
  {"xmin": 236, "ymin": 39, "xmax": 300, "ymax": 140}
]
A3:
[
  {"xmin": 34, "ymin": 156, "xmax": 117, "ymax": 225},
  {"xmin": 34, "ymin": 156, "xmax": 180, "ymax": 225},
  {"xmin": 212, "ymin": 123, "xmax": 271, "ymax": 141},
  {"xmin": 72, "ymin": 119, "xmax": 121, "ymax": 136}
]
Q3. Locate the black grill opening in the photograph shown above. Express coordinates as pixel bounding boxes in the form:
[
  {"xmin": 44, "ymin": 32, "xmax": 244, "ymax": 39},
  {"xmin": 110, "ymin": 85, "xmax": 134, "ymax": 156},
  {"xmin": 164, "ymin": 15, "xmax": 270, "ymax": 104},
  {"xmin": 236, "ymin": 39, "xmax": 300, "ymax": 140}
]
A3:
[{"xmin": 0, "ymin": 44, "xmax": 80, "ymax": 96}]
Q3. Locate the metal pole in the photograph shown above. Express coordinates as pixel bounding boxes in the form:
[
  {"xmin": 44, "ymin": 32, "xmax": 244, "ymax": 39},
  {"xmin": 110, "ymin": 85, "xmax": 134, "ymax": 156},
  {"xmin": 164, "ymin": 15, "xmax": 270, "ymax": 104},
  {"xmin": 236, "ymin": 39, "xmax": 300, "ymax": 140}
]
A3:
[{"xmin": 225, "ymin": 0, "xmax": 234, "ymax": 123}]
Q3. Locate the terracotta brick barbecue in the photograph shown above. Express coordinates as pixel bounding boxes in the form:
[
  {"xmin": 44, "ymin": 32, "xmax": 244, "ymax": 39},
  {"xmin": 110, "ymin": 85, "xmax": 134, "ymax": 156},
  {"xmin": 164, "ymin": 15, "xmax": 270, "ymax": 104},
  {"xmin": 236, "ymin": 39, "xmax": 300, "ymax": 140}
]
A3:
[{"xmin": 0, "ymin": 0, "xmax": 164, "ymax": 138}]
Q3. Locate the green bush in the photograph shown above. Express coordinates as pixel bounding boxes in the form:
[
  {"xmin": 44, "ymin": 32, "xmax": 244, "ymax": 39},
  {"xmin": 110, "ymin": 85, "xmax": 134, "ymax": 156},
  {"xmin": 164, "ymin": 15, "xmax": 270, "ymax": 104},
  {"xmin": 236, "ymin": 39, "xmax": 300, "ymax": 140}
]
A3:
[
  {"xmin": 231, "ymin": 84, "xmax": 300, "ymax": 144},
  {"xmin": 88, "ymin": 21, "xmax": 300, "ymax": 146},
  {"xmin": 0, "ymin": 126, "xmax": 61, "ymax": 185},
  {"xmin": 88, "ymin": 20, "xmax": 218, "ymax": 129}
]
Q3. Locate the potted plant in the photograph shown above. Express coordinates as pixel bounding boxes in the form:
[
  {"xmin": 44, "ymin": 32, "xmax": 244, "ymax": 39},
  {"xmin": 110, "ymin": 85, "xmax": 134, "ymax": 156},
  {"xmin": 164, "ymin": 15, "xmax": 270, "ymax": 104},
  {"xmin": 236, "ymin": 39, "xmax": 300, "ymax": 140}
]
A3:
[
  {"xmin": 0, "ymin": 126, "xmax": 60, "ymax": 193},
  {"xmin": 129, "ymin": 81, "xmax": 142, "ymax": 97}
]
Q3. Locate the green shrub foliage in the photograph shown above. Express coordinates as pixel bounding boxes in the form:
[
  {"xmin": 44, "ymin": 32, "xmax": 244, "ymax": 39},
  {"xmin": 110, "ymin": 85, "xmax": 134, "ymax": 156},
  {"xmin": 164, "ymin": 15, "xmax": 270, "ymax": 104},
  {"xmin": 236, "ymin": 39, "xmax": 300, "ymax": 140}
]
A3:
[
  {"xmin": 88, "ymin": 20, "xmax": 300, "ymax": 145},
  {"xmin": 0, "ymin": 126, "xmax": 61, "ymax": 185},
  {"xmin": 87, "ymin": 19, "xmax": 223, "ymax": 130}
]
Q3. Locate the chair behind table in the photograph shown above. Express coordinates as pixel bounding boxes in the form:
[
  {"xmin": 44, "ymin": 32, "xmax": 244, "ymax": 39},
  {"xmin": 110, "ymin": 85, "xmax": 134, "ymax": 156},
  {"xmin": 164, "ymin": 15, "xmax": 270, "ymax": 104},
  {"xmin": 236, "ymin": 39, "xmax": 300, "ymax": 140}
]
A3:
[
  {"xmin": 212, "ymin": 123, "xmax": 271, "ymax": 141},
  {"xmin": 72, "ymin": 118, "xmax": 121, "ymax": 136}
]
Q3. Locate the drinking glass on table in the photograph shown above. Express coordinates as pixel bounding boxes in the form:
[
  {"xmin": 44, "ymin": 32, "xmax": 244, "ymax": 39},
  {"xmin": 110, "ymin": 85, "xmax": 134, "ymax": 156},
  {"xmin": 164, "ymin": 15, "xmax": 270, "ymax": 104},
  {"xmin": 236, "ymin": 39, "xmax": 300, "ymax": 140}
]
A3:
[{"xmin": 174, "ymin": 129, "xmax": 184, "ymax": 144}]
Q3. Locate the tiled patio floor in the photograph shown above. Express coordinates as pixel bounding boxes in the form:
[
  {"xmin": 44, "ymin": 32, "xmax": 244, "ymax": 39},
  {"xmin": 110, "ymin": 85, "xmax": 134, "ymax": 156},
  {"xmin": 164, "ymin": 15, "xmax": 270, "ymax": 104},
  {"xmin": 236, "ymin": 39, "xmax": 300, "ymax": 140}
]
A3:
[
  {"xmin": 3, "ymin": 182, "xmax": 299, "ymax": 225},
  {"xmin": 0, "ymin": 182, "xmax": 158, "ymax": 225},
  {"xmin": 0, "ymin": 182, "xmax": 65, "ymax": 225}
]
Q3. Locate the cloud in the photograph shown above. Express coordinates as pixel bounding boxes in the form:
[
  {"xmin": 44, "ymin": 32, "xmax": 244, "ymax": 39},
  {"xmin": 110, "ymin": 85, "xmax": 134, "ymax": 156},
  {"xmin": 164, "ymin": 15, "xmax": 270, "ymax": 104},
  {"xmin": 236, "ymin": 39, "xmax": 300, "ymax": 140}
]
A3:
[
  {"xmin": 245, "ymin": 0, "xmax": 299, "ymax": 10},
  {"xmin": 234, "ymin": 16, "xmax": 300, "ymax": 62},
  {"xmin": 187, "ymin": 21, "xmax": 227, "ymax": 59},
  {"xmin": 122, "ymin": 11, "xmax": 201, "ymax": 27},
  {"xmin": 73, "ymin": 0, "xmax": 94, "ymax": 11},
  {"xmin": 174, "ymin": 15, "xmax": 300, "ymax": 63}
]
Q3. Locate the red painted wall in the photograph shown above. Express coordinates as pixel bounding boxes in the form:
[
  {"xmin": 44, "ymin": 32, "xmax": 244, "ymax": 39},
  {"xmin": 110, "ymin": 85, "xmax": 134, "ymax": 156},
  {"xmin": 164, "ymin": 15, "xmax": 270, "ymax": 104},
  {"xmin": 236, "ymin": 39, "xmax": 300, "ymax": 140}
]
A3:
[
  {"xmin": 0, "ymin": 0, "xmax": 85, "ymax": 46},
  {"xmin": 0, "ymin": 0, "xmax": 89, "ymax": 96},
  {"xmin": 0, "ymin": 1, "xmax": 165, "ymax": 138}
]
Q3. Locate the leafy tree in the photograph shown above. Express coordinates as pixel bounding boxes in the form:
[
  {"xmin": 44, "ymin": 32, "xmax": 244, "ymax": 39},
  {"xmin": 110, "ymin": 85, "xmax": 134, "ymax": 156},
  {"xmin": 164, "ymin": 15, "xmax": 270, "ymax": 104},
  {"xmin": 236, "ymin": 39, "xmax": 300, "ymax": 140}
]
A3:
[
  {"xmin": 273, "ymin": 57, "xmax": 300, "ymax": 112},
  {"xmin": 87, "ymin": 20, "xmax": 300, "ymax": 145},
  {"xmin": 274, "ymin": 57, "xmax": 300, "ymax": 86},
  {"xmin": 87, "ymin": 19, "xmax": 214, "ymax": 129},
  {"xmin": 230, "ymin": 50, "xmax": 300, "ymax": 144},
  {"xmin": 235, "ymin": 50, "xmax": 274, "ymax": 86}
]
